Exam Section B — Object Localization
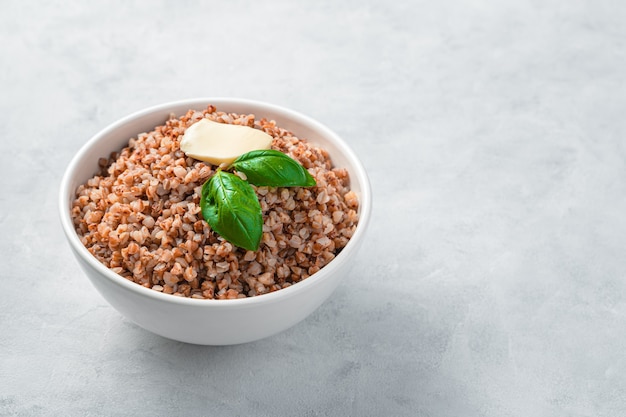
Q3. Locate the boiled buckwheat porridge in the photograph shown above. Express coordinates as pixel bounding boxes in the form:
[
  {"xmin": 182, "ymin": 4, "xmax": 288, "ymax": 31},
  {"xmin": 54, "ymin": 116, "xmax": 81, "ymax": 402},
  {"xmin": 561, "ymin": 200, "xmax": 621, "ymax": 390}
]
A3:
[{"xmin": 71, "ymin": 105, "xmax": 359, "ymax": 299}]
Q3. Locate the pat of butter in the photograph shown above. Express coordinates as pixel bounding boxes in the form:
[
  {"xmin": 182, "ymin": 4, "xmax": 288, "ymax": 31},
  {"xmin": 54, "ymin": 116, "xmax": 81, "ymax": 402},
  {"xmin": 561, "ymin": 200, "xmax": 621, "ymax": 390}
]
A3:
[{"xmin": 180, "ymin": 118, "xmax": 273, "ymax": 165}]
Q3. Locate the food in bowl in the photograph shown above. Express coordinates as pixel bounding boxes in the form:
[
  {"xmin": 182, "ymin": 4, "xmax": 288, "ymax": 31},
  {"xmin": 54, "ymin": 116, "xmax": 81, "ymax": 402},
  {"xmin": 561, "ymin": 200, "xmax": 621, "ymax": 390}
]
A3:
[{"xmin": 70, "ymin": 104, "xmax": 359, "ymax": 299}]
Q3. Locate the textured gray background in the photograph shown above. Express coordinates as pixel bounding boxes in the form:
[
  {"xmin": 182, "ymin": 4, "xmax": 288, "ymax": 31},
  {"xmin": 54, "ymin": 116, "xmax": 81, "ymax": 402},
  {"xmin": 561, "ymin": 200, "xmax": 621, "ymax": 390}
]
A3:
[{"xmin": 2, "ymin": 0, "xmax": 626, "ymax": 416}]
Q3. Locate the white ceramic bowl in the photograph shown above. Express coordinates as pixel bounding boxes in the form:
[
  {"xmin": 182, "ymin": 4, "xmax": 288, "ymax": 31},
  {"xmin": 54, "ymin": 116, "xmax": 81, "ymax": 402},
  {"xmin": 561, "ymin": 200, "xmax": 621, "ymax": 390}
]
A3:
[{"xmin": 59, "ymin": 98, "xmax": 371, "ymax": 345}]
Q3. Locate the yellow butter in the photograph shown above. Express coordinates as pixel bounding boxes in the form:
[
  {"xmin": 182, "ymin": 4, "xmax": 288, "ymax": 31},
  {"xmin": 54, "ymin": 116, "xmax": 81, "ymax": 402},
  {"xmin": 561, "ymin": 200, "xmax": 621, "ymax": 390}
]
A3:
[{"xmin": 180, "ymin": 118, "xmax": 273, "ymax": 165}]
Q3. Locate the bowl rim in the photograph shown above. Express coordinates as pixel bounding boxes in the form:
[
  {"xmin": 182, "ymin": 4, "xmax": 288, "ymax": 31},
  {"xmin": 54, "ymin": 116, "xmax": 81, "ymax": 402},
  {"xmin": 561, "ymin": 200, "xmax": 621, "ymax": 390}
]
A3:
[{"xmin": 59, "ymin": 97, "xmax": 372, "ymax": 308}]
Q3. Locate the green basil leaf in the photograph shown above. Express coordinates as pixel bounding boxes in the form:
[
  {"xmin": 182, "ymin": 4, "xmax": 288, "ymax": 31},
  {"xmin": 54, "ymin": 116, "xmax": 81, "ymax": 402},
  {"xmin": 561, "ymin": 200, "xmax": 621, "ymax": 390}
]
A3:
[
  {"xmin": 200, "ymin": 170, "xmax": 263, "ymax": 251},
  {"xmin": 230, "ymin": 149, "xmax": 316, "ymax": 187}
]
